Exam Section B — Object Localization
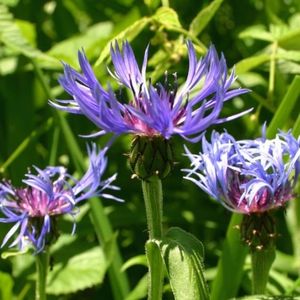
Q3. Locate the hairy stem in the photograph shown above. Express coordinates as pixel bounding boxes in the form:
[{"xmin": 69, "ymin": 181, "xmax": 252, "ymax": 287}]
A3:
[
  {"xmin": 35, "ymin": 250, "xmax": 49, "ymax": 300},
  {"xmin": 251, "ymin": 247, "xmax": 275, "ymax": 294},
  {"xmin": 142, "ymin": 176, "xmax": 164, "ymax": 300}
]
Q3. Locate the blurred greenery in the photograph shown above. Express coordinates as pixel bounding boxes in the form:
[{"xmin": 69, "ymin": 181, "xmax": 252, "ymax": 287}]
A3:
[{"xmin": 0, "ymin": 0, "xmax": 299, "ymax": 299}]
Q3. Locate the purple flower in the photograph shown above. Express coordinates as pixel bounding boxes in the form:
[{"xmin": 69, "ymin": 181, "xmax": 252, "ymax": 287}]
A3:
[
  {"xmin": 0, "ymin": 144, "xmax": 121, "ymax": 252},
  {"xmin": 183, "ymin": 128, "xmax": 300, "ymax": 214},
  {"xmin": 50, "ymin": 41, "xmax": 251, "ymax": 142}
]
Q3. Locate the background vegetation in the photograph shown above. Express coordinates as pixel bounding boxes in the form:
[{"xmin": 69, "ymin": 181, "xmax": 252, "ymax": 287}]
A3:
[{"xmin": 0, "ymin": 0, "xmax": 299, "ymax": 299}]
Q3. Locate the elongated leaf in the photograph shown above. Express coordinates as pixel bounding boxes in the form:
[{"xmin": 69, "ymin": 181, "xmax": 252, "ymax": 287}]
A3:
[
  {"xmin": 152, "ymin": 7, "xmax": 182, "ymax": 29},
  {"xmin": 121, "ymin": 255, "xmax": 147, "ymax": 271},
  {"xmin": 95, "ymin": 17, "xmax": 150, "ymax": 66},
  {"xmin": 189, "ymin": 0, "xmax": 224, "ymax": 36},
  {"xmin": 267, "ymin": 75, "xmax": 300, "ymax": 138},
  {"xmin": 278, "ymin": 28, "xmax": 300, "ymax": 50},
  {"xmin": 238, "ymin": 25, "xmax": 274, "ymax": 42},
  {"xmin": 46, "ymin": 22, "xmax": 113, "ymax": 66},
  {"xmin": 47, "ymin": 247, "xmax": 107, "ymax": 295},
  {"xmin": 235, "ymin": 55, "xmax": 270, "ymax": 74},
  {"xmin": 125, "ymin": 274, "xmax": 148, "ymax": 300},
  {"xmin": 0, "ymin": 4, "xmax": 57, "ymax": 63},
  {"xmin": 0, "ymin": 272, "xmax": 13, "ymax": 300},
  {"xmin": 158, "ymin": 227, "xmax": 209, "ymax": 300},
  {"xmin": 277, "ymin": 49, "xmax": 300, "ymax": 62},
  {"xmin": 292, "ymin": 113, "xmax": 300, "ymax": 136}
]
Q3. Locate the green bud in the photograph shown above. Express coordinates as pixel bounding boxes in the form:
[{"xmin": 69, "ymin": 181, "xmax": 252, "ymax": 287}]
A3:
[{"xmin": 129, "ymin": 135, "xmax": 174, "ymax": 180}]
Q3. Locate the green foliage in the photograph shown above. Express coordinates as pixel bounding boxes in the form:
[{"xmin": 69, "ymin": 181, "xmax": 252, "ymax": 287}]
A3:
[
  {"xmin": 0, "ymin": 271, "xmax": 14, "ymax": 300},
  {"xmin": 157, "ymin": 227, "xmax": 209, "ymax": 300},
  {"xmin": 189, "ymin": 0, "xmax": 224, "ymax": 37},
  {"xmin": 0, "ymin": 0, "xmax": 300, "ymax": 299},
  {"xmin": 47, "ymin": 247, "xmax": 107, "ymax": 295}
]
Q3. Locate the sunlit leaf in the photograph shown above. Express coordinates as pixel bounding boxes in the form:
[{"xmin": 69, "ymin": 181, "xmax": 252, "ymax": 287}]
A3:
[
  {"xmin": 267, "ymin": 75, "xmax": 300, "ymax": 137},
  {"xmin": 95, "ymin": 17, "xmax": 150, "ymax": 66},
  {"xmin": 239, "ymin": 25, "xmax": 274, "ymax": 42},
  {"xmin": 46, "ymin": 22, "xmax": 113, "ymax": 66},
  {"xmin": 0, "ymin": 4, "xmax": 57, "ymax": 64},
  {"xmin": 125, "ymin": 274, "xmax": 148, "ymax": 300},
  {"xmin": 121, "ymin": 255, "xmax": 147, "ymax": 271},
  {"xmin": 159, "ymin": 227, "xmax": 209, "ymax": 300},
  {"xmin": 0, "ymin": 272, "xmax": 14, "ymax": 300},
  {"xmin": 278, "ymin": 28, "xmax": 300, "ymax": 50},
  {"xmin": 47, "ymin": 247, "xmax": 108, "ymax": 295},
  {"xmin": 189, "ymin": 0, "xmax": 224, "ymax": 36},
  {"xmin": 152, "ymin": 7, "xmax": 182, "ymax": 29},
  {"xmin": 235, "ymin": 55, "xmax": 270, "ymax": 74}
]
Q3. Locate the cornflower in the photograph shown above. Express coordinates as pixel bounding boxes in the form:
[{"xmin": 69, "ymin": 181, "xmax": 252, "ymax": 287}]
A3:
[
  {"xmin": 50, "ymin": 40, "xmax": 250, "ymax": 143},
  {"xmin": 184, "ymin": 129, "xmax": 300, "ymax": 213},
  {"xmin": 0, "ymin": 144, "xmax": 120, "ymax": 252},
  {"xmin": 183, "ymin": 128, "xmax": 300, "ymax": 248}
]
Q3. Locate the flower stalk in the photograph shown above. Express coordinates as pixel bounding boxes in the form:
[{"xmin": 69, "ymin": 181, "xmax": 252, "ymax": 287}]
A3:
[
  {"xmin": 142, "ymin": 176, "xmax": 164, "ymax": 300},
  {"xmin": 251, "ymin": 246, "xmax": 275, "ymax": 294},
  {"xmin": 35, "ymin": 249, "xmax": 49, "ymax": 300}
]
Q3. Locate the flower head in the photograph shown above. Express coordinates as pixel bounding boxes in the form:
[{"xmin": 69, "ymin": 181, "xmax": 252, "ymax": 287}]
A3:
[
  {"xmin": 50, "ymin": 41, "xmax": 251, "ymax": 142},
  {"xmin": 183, "ymin": 129, "xmax": 300, "ymax": 214},
  {"xmin": 0, "ymin": 144, "xmax": 120, "ymax": 252}
]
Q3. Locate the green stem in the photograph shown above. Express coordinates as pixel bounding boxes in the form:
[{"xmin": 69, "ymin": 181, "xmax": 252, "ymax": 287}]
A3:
[
  {"xmin": 31, "ymin": 59, "xmax": 130, "ymax": 300},
  {"xmin": 35, "ymin": 250, "xmax": 49, "ymax": 300},
  {"xmin": 251, "ymin": 246, "xmax": 275, "ymax": 294},
  {"xmin": 142, "ymin": 176, "xmax": 164, "ymax": 300}
]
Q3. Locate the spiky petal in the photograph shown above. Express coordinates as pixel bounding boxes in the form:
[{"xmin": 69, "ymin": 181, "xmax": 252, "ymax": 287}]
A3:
[
  {"xmin": 50, "ymin": 41, "xmax": 251, "ymax": 142},
  {"xmin": 0, "ymin": 144, "xmax": 121, "ymax": 252},
  {"xmin": 183, "ymin": 129, "xmax": 300, "ymax": 213}
]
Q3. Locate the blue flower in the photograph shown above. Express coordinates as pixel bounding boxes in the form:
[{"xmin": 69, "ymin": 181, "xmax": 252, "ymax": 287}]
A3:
[
  {"xmin": 50, "ymin": 41, "xmax": 251, "ymax": 142},
  {"xmin": 183, "ymin": 129, "xmax": 300, "ymax": 213},
  {"xmin": 0, "ymin": 144, "xmax": 121, "ymax": 252}
]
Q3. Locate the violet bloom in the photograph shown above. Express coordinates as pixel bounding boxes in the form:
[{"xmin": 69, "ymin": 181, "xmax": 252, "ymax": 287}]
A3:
[
  {"xmin": 0, "ymin": 144, "xmax": 120, "ymax": 252},
  {"xmin": 50, "ymin": 41, "xmax": 251, "ymax": 142},
  {"xmin": 183, "ymin": 129, "xmax": 300, "ymax": 214}
]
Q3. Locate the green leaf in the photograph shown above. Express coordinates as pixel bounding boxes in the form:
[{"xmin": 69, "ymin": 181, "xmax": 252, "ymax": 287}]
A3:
[
  {"xmin": 278, "ymin": 28, "xmax": 300, "ymax": 50},
  {"xmin": 1, "ymin": 249, "xmax": 28, "ymax": 259},
  {"xmin": 0, "ymin": 271, "xmax": 14, "ymax": 300},
  {"xmin": 276, "ymin": 49, "xmax": 300, "ymax": 62},
  {"xmin": 267, "ymin": 75, "xmax": 300, "ymax": 138},
  {"xmin": 292, "ymin": 113, "xmax": 300, "ymax": 136},
  {"xmin": 235, "ymin": 55, "xmax": 270, "ymax": 74},
  {"xmin": 238, "ymin": 25, "xmax": 274, "ymax": 42},
  {"xmin": 152, "ymin": 7, "xmax": 182, "ymax": 29},
  {"xmin": 121, "ymin": 255, "xmax": 147, "ymax": 271},
  {"xmin": 144, "ymin": 0, "xmax": 160, "ymax": 10},
  {"xmin": 189, "ymin": 0, "xmax": 224, "ymax": 37},
  {"xmin": 46, "ymin": 21, "xmax": 113, "ymax": 66},
  {"xmin": 0, "ymin": 4, "xmax": 57, "ymax": 64},
  {"xmin": 125, "ymin": 274, "xmax": 148, "ymax": 300},
  {"xmin": 95, "ymin": 17, "xmax": 150, "ymax": 66},
  {"xmin": 233, "ymin": 296, "xmax": 297, "ymax": 300},
  {"xmin": 46, "ymin": 247, "xmax": 108, "ymax": 295},
  {"xmin": 159, "ymin": 227, "xmax": 209, "ymax": 300}
]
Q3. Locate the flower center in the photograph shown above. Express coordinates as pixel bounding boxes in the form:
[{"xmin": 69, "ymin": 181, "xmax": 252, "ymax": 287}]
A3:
[{"xmin": 16, "ymin": 187, "xmax": 72, "ymax": 217}]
